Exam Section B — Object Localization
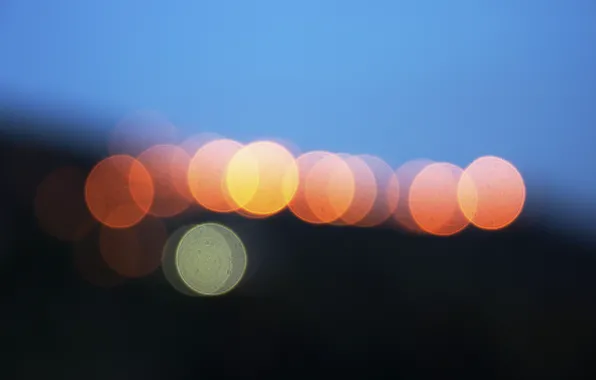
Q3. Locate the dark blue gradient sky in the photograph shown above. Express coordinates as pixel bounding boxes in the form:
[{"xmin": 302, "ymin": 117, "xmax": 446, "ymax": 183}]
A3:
[{"xmin": 1, "ymin": 0, "xmax": 595, "ymax": 234}]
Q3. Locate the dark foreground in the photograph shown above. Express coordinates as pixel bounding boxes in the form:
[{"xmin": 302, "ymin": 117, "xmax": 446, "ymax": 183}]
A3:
[{"xmin": 1, "ymin": 122, "xmax": 596, "ymax": 379}]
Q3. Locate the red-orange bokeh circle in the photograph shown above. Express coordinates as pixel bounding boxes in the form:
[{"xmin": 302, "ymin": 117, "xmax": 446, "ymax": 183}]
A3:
[
  {"xmin": 85, "ymin": 155, "xmax": 154, "ymax": 229},
  {"xmin": 409, "ymin": 162, "xmax": 471, "ymax": 236}
]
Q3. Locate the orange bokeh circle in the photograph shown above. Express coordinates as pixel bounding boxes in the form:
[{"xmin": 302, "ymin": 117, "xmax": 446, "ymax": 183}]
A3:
[
  {"xmin": 225, "ymin": 140, "xmax": 299, "ymax": 217},
  {"xmin": 288, "ymin": 151, "xmax": 331, "ymax": 224},
  {"xmin": 409, "ymin": 162, "xmax": 471, "ymax": 236},
  {"xmin": 85, "ymin": 155, "xmax": 154, "ymax": 229},
  {"xmin": 458, "ymin": 156, "xmax": 526, "ymax": 230},
  {"xmin": 304, "ymin": 153, "xmax": 355, "ymax": 224},
  {"xmin": 187, "ymin": 139, "xmax": 244, "ymax": 213}
]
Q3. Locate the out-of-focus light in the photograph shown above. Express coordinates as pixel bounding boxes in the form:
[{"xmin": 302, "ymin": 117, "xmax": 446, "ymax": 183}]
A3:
[
  {"xmin": 333, "ymin": 154, "xmax": 377, "ymax": 226},
  {"xmin": 458, "ymin": 155, "xmax": 526, "ymax": 230},
  {"xmin": 34, "ymin": 166, "xmax": 96, "ymax": 241},
  {"xmin": 226, "ymin": 141, "xmax": 299, "ymax": 217},
  {"xmin": 288, "ymin": 151, "xmax": 330, "ymax": 224},
  {"xmin": 99, "ymin": 215, "xmax": 167, "ymax": 278},
  {"xmin": 107, "ymin": 110, "xmax": 178, "ymax": 157},
  {"xmin": 162, "ymin": 225, "xmax": 199, "ymax": 297},
  {"xmin": 304, "ymin": 153, "xmax": 355, "ymax": 224},
  {"xmin": 85, "ymin": 155, "xmax": 154, "ymax": 228},
  {"xmin": 409, "ymin": 162, "xmax": 470, "ymax": 236},
  {"xmin": 356, "ymin": 154, "xmax": 399, "ymax": 228},
  {"xmin": 136, "ymin": 144, "xmax": 192, "ymax": 218},
  {"xmin": 392, "ymin": 159, "xmax": 435, "ymax": 234},
  {"xmin": 187, "ymin": 139, "xmax": 244, "ymax": 213},
  {"xmin": 163, "ymin": 223, "xmax": 247, "ymax": 297}
]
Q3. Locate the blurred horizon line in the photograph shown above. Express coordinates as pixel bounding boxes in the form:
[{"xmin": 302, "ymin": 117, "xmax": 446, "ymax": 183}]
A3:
[{"xmin": 1, "ymin": 88, "xmax": 595, "ymax": 246}]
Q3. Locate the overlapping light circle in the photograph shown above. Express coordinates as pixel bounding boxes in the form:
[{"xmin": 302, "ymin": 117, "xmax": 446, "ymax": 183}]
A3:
[
  {"xmin": 225, "ymin": 140, "xmax": 299, "ymax": 217},
  {"xmin": 83, "ymin": 134, "xmax": 526, "ymax": 235},
  {"xmin": 34, "ymin": 111, "xmax": 528, "ymax": 295}
]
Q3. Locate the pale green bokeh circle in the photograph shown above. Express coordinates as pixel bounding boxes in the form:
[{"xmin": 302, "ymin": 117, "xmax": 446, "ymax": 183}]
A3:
[{"xmin": 163, "ymin": 223, "xmax": 247, "ymax": 296}]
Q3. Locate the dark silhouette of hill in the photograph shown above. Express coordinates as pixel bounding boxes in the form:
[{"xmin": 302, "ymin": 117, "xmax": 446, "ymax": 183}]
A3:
[{"xmin": 1, "ymin": 111, "xmax": 596, "ymax": 379}]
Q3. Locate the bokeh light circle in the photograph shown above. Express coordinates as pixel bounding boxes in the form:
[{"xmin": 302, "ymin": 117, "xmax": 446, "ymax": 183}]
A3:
[
  {"xmin": 288, "ymin": 151, "xmax": 331, "ymax": 224},
  {"xmin": 392, "ymin": 159, "xmax": 435, "ymax": 233},
  {"xmin": 187, "ymin": 139, "xmax": 244, "ymax": 213},
  {"xmin": 409, "ymin": 162, "xmax": 471, "ymax": 236},
  {"xmin": 304, "ymin": 153, "xmax": 355, "ymax": 224},
  {"xmin": 458, "ymin": 156, "xmax": 526, "ymax": 230},
  {"xmin": 225, "ymin": 141, "xmax": 299, "ymax": 216},
  {"xmin": 174, "ymin": 223, "xmax": 247, "ymax": 296},
  {"xmin": 85, "ymin": 155, "xmax": 154, "ymax": 229}
]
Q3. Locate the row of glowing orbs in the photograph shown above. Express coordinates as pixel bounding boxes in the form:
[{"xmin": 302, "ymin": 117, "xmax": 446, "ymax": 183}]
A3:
[{"xmin": 83, "ymin": 137, "xmax": 526, "ymax": 237}]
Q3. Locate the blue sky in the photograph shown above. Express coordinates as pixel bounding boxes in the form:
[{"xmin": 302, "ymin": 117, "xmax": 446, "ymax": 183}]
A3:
[{"xmin": 1, "ymin": 0, "xmax": 595, "ymax": 233}]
